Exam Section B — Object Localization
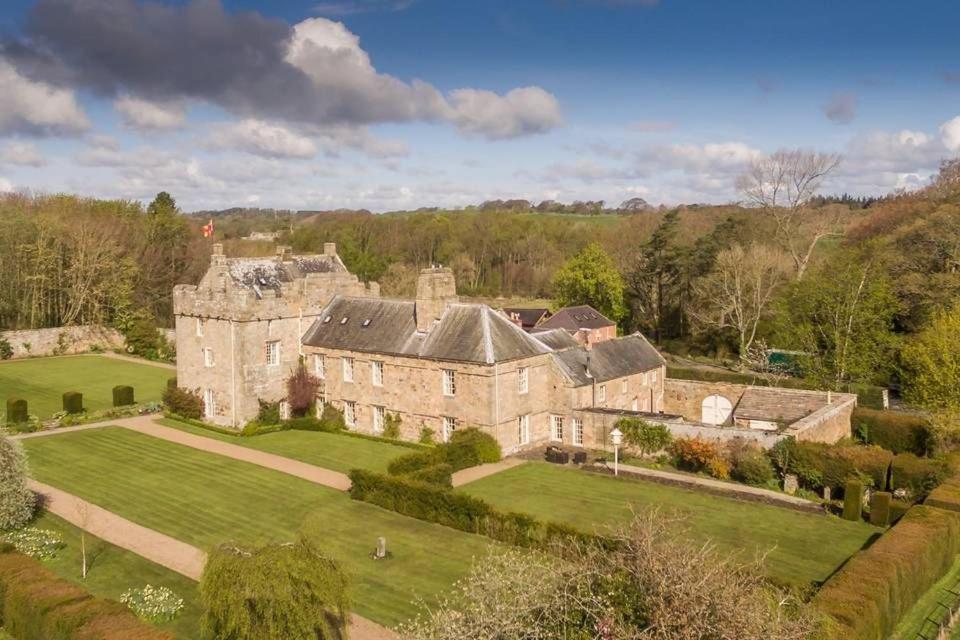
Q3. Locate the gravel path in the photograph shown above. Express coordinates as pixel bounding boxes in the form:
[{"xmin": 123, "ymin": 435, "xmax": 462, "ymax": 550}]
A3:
[
  {"xmin": 451, "ymin": 458, "xmax": 526, "ymax": 487},
  {"xmin": 29, "ymin": 476, "xmax": 395, "ymax": 639}
]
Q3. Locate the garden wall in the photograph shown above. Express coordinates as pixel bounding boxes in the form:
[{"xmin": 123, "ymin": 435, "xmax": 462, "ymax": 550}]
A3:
[{"xmin": 0, "ymin": 325, "xmax": 125, "ymax": 359}]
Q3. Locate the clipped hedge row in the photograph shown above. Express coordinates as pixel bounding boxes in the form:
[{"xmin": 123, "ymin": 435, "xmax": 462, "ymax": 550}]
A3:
[
  {"xmin": 348, "ymin": 469, "xmax": 605, "ymax": 550},
  {"xmin": 814, "ymin": 505, "xmax": 960, "ymax": 640},
  {"xmin": 0, "ymin": 543, "xmax": 173, "ymax": 640},
  {"xmin": 386, "ymin": 428, "xmax": 502, "ymax": 485},
  {"xmin": 853, "ymin": 408, "xmax": 933, "ymax": 456}
]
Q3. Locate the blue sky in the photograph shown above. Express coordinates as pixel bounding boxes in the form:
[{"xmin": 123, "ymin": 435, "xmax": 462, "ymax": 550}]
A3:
[{"xmin": 0, "ymin": 0, "xmax": 958, "ymax": 211}]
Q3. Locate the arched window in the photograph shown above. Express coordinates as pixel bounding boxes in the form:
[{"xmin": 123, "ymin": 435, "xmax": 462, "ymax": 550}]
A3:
[{"xmin": 701, "ymin": 395, "xmax": 732, "ymax": 425}]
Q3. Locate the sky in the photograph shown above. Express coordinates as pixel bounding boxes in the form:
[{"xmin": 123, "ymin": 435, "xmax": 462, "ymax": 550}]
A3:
[{"xmin": 0, "ymin": 0, "xmax": 958, "ymax": 212}]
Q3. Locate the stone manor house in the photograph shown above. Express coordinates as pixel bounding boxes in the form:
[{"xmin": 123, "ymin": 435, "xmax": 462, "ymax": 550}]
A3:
[{"xmin": 174, "ymin": 244, "xmax": 854, "ymax": 452}]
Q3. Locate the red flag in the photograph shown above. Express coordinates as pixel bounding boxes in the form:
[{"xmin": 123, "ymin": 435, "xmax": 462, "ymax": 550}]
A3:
[{"xmin": 202, "ymin": 219, "xmax": 214, "ymax": 238}]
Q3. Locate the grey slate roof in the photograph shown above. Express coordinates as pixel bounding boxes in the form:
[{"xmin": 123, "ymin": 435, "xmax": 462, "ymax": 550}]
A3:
[
  {"xmin": 302, "ymin": 296, "xmax": 551, "ymax": 364},
  {"xmin": 531, "ymin": 328, "xmax": 580, "ymax": 350},
  {"xmin": 538, "ymin": 305, "xmax": 615, "ymax": 332},
  {"xmin": 734, "ymin": 388, "xmax": 830, "ymax": 423},
  {"xmin": 502, "ymin": 307, "xmax": 550, "ymax": 329},
  {"xmin": 226, "ymin": 254, "xmax": 345, "ymax": 298},
  {"xmin": 551, "ymin": 333, "xmax": 665, "ymax": 386}
]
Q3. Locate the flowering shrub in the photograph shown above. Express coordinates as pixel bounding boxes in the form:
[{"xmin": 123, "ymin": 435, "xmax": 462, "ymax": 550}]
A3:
[
  {"xmin": 121, "ymin": 585, "xmax": 184, "ymax": 622},
  {"xmin": 2, "ymin": 527, "xmax": 64, "ymax": 559},
  {"xmin": 670, "ymin": 438, "xmax": 719, "ymax": 470}
]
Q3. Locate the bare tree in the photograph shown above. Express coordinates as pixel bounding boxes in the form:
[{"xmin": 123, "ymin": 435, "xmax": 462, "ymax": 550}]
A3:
[
  {"xmin": 736, "ymin": 149, "xmax": 842, "ymax": 280},
  {"xmin": 691, "ymin": 244, "xmax": 791, "ymax": 367},
  {"xmin": 76, "ymin": 501, "xmax": 90, "ymax": 579}
]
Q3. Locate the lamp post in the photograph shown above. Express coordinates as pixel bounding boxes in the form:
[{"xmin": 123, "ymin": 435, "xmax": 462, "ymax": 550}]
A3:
[{"xmin": 610, "ymin": 427, "xmax": 623, "ymax": 477}]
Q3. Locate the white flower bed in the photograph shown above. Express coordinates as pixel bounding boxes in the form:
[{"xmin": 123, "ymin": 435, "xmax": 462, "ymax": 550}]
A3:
[
  {"xmin": 2, "ymin": 527, "xmax": 64, "ymax": 559},
  {"xmin": 121, "ymin": 585, "xmax": 184, "ymax": 622}
]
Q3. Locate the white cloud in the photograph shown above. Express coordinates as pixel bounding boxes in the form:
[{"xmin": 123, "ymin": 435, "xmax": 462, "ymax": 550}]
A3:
[
  {"xmin": 0, "ymin": 59, "xmax": 89, "ymax": 136},
  {"xmin": 448, "ymin": 87, "xmax": 563, "ymax": 139},
  {"xmin": 637, "ymin": 141, "xmax": 762, "ymax": 174},
  {"xmin": 940, "ymin": 116, "xmax": 960, "ymax": 151},
  {"xmin": 114, "ymin": 95, "xmax": 186, "ymax": 131},
  {"xmin": 207, "ymin": 119, "xmax": 318, "ymax": 159},
  {"xmin": 0, "ymin": 177, "xmax": 14, "ymax": 192},
  {"xmin": 0, "ymin": 142, "xmax": 45, "ymax": 167}
]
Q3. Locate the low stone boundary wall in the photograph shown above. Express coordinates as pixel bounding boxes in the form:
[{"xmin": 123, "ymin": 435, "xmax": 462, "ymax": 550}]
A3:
[{"xmin": 0, "ymin": 325, "xmax": 125, "ymax": 359}]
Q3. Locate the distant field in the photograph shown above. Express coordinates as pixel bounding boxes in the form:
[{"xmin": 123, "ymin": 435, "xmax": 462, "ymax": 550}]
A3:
[
  {"xmin": 0, "ymin": 355, "xmax": 172, "ymax": 418},
  {"xmin": 158, "ymin": 417, "xmax": 413, "ymax": 474},
  {"xmin": 22, "ymin": 427, "xmax": 495, "ymax": 627},
  {"xmin": 460, "ymin": 462, "xmax": 879, "ymax": 589}
]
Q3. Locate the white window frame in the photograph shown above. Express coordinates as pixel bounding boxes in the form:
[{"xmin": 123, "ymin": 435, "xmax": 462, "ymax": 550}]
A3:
[
  {"xmin": 203, "ymin": 389, "xmax": 216, "ymax": 419},
  {"xmin": 203, "ymin": 347, "xmax": 214, "ymax": 368},
  {"xmin": 343, "ymin": 357, "xmax": 354, "ymax": 383},
  {"xmin": 279, "ymin": 400, "xmax": 290, "ymax": 420},
  {"xmin": 196, "ymin": 318, "xmax": 204, "ymax": 337},
  {"xmin": 314, "ymin": 354, "xmax": 325, "ymax": 379},
  {"xmin": 517, "ymin": 415, "xmax": 530, "ymax": 445},
  {"xmin": 573, "ymin": 418, "xmax": 584, "ymax": 446},
  {"xmin": 551, "ymin": 415, "xmax": 564, "ymax": 442},
  {"xmin": 442, "ymin": 369, "xmax": 456, "ymax": 397},
  {"xmin": 621, "ymin": 378, "xmax": 628, "ymax": 395},
  {"xmin": 316, "ymin": 391, "xmax": 327, "ymax": 416},
  {"xmin": 373, "ymin": 405, "xmax": 385, "ymax": 433},
  {"xmin": 598, "ymin": 384, "xmax": 606, "ymax": 403},
  {"xmin": 443, "ymin": 416, "xmax": 457, "ymax": 442},
  {"xmin": 518, "ymin": 367, "xmax": 529, "ymax": 395},
  {"xmin": 266, "ymin": 340, "xmax": 281, "ymax": 367},
  {"xmin": 344, "ymin": 401, "xmax": 356, "ymax": 428},
  {"xmin": 651, "ymin": 369, "xmax": 659, "ymax": 385},
  {"xmin": 372, "ymin": 361, "xmax": 384, "ymax": 387}
]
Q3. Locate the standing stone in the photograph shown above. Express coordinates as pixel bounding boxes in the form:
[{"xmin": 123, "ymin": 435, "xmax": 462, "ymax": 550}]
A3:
[
  {"xmin": 375, "ymin": 537, "xmax": 387, "ymax": 559},
  {"xmin": 823, "ymin": 486, "xmax": 832, "ymax": 502},
  {"xmin": 783, "ymin": 474, "xmax": 798, "ymax": 495}
]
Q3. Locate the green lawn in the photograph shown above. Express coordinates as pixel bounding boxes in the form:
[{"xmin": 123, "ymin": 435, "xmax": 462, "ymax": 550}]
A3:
[
  {"xmin": 891, "ymin": 553, "xmax": 960, "ymax": 639},
  {"xmin": 0, "ymin": 355, "xmax": 171, "ymax": 418},
  {"xmin": 22, "ymin": 427, "xmax": 494, "ymax": 628},
  {"xmin": 460, "ymin": 462, "xmax": 880, "ymax": 588},
  {"xmin": 12, "ymin": 512, "xmax": 201, "ymax": 639},
  {"xmin": 157, "ymin": 418, "xmax": 411, "ymax": 474}
]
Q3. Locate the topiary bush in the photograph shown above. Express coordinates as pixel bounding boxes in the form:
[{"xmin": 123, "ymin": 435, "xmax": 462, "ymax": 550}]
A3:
[
  {"xmin": 319, "ymin": 403, "xmax": 345, "ymax": 431},
  {"xmin": 890, "ymin": 453, "xmax": 947, "ymax": 501},
  {"xmin": 447, "ymin": 428, "xmax": 501, "ymax": 465},
  {"xmin": 0, "ymin": 431, "xmax": 36, "ymax": 531},
  {"xmin": 870, "ymin": 491, "xmax": 892, "ymax": 526},
  {"xmin": 731, "ymin": 448, "xmax": 775, "ymax": 486},
  {"xmin": 405, "ymin": 463, "xmax": 454, "ymax": 487},
  {"xmin": 112, "ymin": 385, "xmax": 134, "ymax": 407},
  {"xmin": 419, "ymin": 426, "xmax": 435, "ymax": 444},
  {"xmin": 842, "ymin": 480, "xmax": 864, "ymax": 521},
  {"xmin": 161, "ymin": 386, "xmax": 202, "ymax": 419},
  {"xmin": 6, "ymin": 398, "xmax": 27, "ymax": 425},
  {"xmin": 382, "ymin": 413, "xmax": 402, "ymax": 439},
  {"xmin": 853, "ymin": 408, "xmax": 934, "ymax": 456},
  {"xmin": 62, "ymin": 392, "xmax": 83, "ymax": 415}
]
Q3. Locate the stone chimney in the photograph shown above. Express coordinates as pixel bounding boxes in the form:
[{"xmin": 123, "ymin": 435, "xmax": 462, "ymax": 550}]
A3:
[
  {"xmin": 211, "ymin": 243, "xmax": 226, "ymax": 266},
  {"xmin": 324, "ymin": 242, "xmax": 337, "ymax": 257},
  {"xmin": 415, "ymin": 266, "xmax": 458, "ymax": 332},
  {"xmin": 276, "ymin": 245, "xmax": 293, "ymax": 261}
]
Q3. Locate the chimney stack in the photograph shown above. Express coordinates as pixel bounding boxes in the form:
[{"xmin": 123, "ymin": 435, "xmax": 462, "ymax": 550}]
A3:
[
  {"xmin": 323, "ymin": 242, "xmax": 337, "ymax": 257},
  {"xmin": 415, "ymin": 267, "xmax": 458, "ymax": 332},
  {"xmin": 211, "ymin": 243, "xmax": 226, "ymax": 266},
  {"xmin": 276, "ymin": 245, "xmax": 293, "ymax": 261}
]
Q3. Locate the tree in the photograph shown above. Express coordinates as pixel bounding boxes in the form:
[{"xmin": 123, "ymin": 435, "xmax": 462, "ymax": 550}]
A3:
[
  {"xmin": 616, "ymin": 417, "xmax": 672, "ymax": 457},
  {"xmin": 286, "ymin": 362, "xmax": 320, "ymax": 418},
  {"xmin": 691, "ymin": 244, "xmax": 791, "ymax": 366},
  {"xmin": 201, "ymin": 538, "xmax": 349, "ymax": 640},
  {"xmin": 400, "ymin": 511, "xmax": 818, "ymax": 640},
  {"xmin": 900, "ymin": 304, "xmax": 960, "ymax": 413},
  {"xmin": 737, "ymin": 149, "xmax": 842, "ymax": 280},
  {"xmin": 626, "ymin": 210, "xmax": 684, "ymax": 341},
  {"xmin": 553, "ymin": 243, "xmax": 627, "ymax": 322},
  {"xmin": 0, "ymin": 430, "xmax": 35, "ymax": 531}
]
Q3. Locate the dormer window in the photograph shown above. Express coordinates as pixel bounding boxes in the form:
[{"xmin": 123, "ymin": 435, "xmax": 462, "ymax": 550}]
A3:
[
  {"xmin": 323, "ymin": 315, "xmax": 332, "ymax": 324},
  {"xmin": 340, "ymin": 317, "xmax": 349, "ymax": 325},
  {"xmin": 362, "ymin": 319, "xmax": 371, "ymax": 327}
]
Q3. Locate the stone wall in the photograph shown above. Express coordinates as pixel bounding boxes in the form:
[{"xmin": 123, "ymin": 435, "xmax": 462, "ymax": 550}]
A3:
[
  {"xmin": 785, "ymin": 395, "xmax": 857, "ymax": 443},
  {"xmin": 0, "ymin": 325, "xmax": 125, "ymax": 359},
  {"xmin": 663, "ymin": 378, "xmax": 750, "ymax": 423}
]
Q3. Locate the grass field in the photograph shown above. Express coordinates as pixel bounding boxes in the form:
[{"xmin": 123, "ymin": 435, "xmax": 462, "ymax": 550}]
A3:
[
  {"xmin": 891, "ymin": 554, "xmax": 960, "ymax": 639},
  {"xmin": 460, "ymin": 463, "xmax": 880, "ymax": 588},
  {"xmin": 22, "ymin": 427, "xmax": 495, "ymax": 628},
  {"xmin": 157, "ymin": 418, "xmax": 411, "ymax": 474},
  {"xmin": 0, "ymin": 355, "xmax": 171, "ymax": 418},
  {"xmin": 14, "ymin": 512, "xmax": 202, "ymax": 639}
]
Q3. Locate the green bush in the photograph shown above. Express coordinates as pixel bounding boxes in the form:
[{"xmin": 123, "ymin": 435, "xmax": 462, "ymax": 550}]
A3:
[
  {"xmin": 319, "ymin": 403, "xmax": 345, "ymax": 431},
  {"xmin": 890, "ymin": 453, "xmax": 947, "ymax": 500},
  {"xmin": 870, "ymin": 491, "xmax": 892, "ymax": 526},
  {"xmin": 62, "ymin": 392, "xmax": 83, "ymax": 415},
  {"xmin": 386, "ymin": 427, "xmax": 499, "ymax": 484},
  {"xmin": 0, "ymin": 338, "xmax": 12, "ymax": 360},
  {"xmin": 387, "ymin": 449, "xmax": 443, "ymax": 477},
  {"xmin": 447, "ymin": 428, "xmax": 501, "ymax": 464},
  {"xmin": 925, "ymin": 478, "xmax": 960, "ymax": 513},
  {"xmin": 112, "ymin": 385, "xmax": 134, "ymax": 407},
  {"xmin": 256, "ymin": 400, "xmax": 280, "ymax": 426},
  {"xmin": 284, "ymin": 416, "xmax": 328, "ymax": 432},
  {"xmin": 814, "ymin": 505, "xmax": 960, "ymax": 640},
  {"xmin": 731, "ymin": 449, "xmax": 775, "ymax": 486},
  {"xmin": 166, "ymin": 377, "xmax": 177, "ymax": 389},
  {"xmin": 161, "ymin": 387, "xmax": 202, "ymax": 419},
  {"xmin": 843, "ymin": 480, "xmax": 864, "ymax": 521},
  {"xmin": 405, "ymin": 463, "xmax": 453, "ymax": 487},
  {"xmin": 770, "ymin": 440, "xmax": 893, "ymax": 491},
  {"xmin": 853, "ymin": 408, "xmax": 933, "ymax": 456},
  {"xmin": 6, "ymin": 398, "xmax": 28, "ymax": 425},
  {"xmin": 419, "ymin": 427, "xmax": 435, "ymax": 444},
  {"xmin": 382, "ymin": 413, "xmax": 402, "ymax": 439},
  {"xmin": 0, "ymin": 544, "xmax": 173, "ymax": 639}
]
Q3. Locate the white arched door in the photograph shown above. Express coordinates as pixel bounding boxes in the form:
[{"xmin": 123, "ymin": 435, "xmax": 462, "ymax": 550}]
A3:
[{"xmin": 701, "ymin": 395, "xmax": 732, "ymax": 425}]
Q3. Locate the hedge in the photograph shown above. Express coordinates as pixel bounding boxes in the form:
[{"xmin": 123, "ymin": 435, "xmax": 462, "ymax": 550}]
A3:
[
  {"xmin": 853, "ymin": 408, "xmax": 933, "ymax": 456},
  {"xmin": 814, "ymin": 505, "xmax": 960, "ymax": 640},
  {"xmin": 870, "ymin": 492, "xmax": 892, "ymax": 527},
  {"xmin": 6, "ymin": 398, "xmax": 27, "ymax": 424},
  {"xmin": 890, "ymin": 453, "xmax": 947, "ymax": 500},
  {"xmin": 772, "ymin": 440, "xmax": 893, "ymax": 491},
  {"xmin": 386, "ymin": 428, "xmax": 501, "ymax": 485},
  {"xmin": 62, "ymin": 392, "xmax": 83, "ymax": 415},
  {"xmin": 111, "ymin": 385, "xmax": 134, "ymax": 407},
  {"xmin": 0, "ymin": 543, "xmax": 173, "ymax": 640},
  {"xmin": 348, "ymin": 469, "xmax": 605, "ymax": 550},
  {"xmin": 925, "ymin": 479, "xmax": 960, "ymax": 513},
  {"xmin": 842, "ymin": 480, "xmax": 863, "ymax": 521}
]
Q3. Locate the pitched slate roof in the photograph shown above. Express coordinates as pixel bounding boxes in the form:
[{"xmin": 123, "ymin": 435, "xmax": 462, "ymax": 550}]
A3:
[
  {"xmin": 302, "ymin": 296, "xmax": 552, "ymax": 364},
  {"xmin": 551, "ymin": 333, "xmax": 665, "ymax": 386},
  {"xmin": 226, "ymin": 254, "xmax": 345, "ymax": 298},
  {"xmin": 537, "ymin": 305, "xmax": 615, "ymax": 332},
  {"xmin": 502, "ymin": 307, "xmax": 550, "ymax": 329},
  {"xmin": 531, "ymin": 328, "xmax": 580, "ymax": 350},
  {"xmin": 734, "ymin": 388, "xmax": 832, "ymax": 423}
]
